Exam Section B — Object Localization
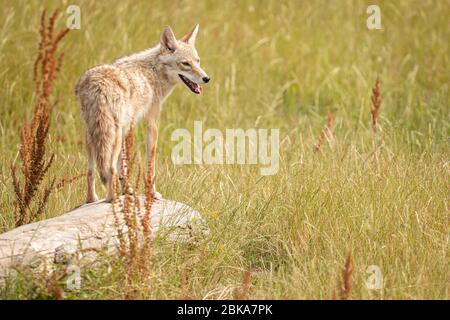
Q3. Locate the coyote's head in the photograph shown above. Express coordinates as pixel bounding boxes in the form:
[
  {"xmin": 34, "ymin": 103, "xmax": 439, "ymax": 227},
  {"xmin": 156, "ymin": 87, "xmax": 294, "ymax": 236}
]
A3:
[{"xmin": 158, "ymin": 25, "xmax": 210, "ymax": 94}]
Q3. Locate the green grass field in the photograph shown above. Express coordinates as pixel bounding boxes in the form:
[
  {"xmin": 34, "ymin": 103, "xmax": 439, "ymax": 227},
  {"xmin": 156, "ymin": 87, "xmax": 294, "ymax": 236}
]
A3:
[{"xmin": 0, "ymin": 0, "xmax": 448, "ymax": 299}]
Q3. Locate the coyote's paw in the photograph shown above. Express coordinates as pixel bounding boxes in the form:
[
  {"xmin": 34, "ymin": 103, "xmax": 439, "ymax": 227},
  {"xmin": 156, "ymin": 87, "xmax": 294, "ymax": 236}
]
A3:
[
  {"xmin": 86, "ymin": 194, "xmax": 99, "ymax": 203},
  {"xmin": 152, "ymin": 191, "xmax": 163, "ymax": 200}
]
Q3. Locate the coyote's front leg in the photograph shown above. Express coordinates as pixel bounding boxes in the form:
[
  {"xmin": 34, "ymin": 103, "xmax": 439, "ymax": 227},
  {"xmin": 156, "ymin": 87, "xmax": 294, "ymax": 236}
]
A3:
[
  {"xmin": 146, "ymin": 119, "xmax": 162, "ymax": 199},
  {"xmin": 85, "ymin": 136, "xmax": 99, "ymax": 203}
]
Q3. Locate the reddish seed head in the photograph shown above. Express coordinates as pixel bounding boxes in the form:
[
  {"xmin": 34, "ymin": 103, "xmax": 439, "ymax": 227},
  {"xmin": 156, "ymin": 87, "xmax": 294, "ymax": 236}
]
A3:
[{"xmin": 370, "ymin": 77, "xmax": 381, "ymax": 133}]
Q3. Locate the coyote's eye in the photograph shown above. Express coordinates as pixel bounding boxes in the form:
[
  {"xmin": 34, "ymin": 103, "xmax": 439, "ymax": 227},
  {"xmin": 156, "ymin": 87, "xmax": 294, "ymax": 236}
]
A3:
[{"xmin": 181, "ymin": 61, "xmax": 190, "ymax": 67}]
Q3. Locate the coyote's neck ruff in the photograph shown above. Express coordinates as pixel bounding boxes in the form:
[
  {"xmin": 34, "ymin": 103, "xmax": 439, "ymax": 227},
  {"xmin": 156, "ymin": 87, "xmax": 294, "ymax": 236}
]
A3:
[{"xmin": 76, "ymin": 25, "xmax": 210, "ymax": 203}]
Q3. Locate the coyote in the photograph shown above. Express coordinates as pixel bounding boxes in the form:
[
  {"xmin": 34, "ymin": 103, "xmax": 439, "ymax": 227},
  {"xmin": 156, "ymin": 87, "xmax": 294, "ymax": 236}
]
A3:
[{"xmin": 76, "ymin": 25, "xmax": 209, "ymax": 203}]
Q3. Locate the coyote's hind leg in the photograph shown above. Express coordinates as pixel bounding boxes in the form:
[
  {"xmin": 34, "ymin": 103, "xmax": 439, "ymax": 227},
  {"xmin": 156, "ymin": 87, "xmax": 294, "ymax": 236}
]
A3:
[
  {"xmin": 86, "ymin": 138, "xmax": 99, "ymax": 203},
  {"xmin": 106, "ymin": 128, "xmax": 123, "ymax": 203}
]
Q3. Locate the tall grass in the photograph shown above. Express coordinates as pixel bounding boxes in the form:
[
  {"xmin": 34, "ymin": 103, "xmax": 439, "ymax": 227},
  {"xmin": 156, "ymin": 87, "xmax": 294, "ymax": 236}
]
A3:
[
  {"xmin": 314, "ymin": 112, "xmax": 335, "ymax": 152},
  {"xmin": 0, "ymin": 0, "xmax": 448, "ymax": 299},
  {"xmin": 332, "ymin": 252, "xmax": 354, "ymax": 300},
  {"xmin": 111, "ymin": 128, "xmax": 155, "ymax": 299},
  {"xmin": 370, "ymin": 77, "xmax": 381, "ymax": 134},
  {"xmin": 10, "ymin": 9, "xmax": 69, "ymax": 227}
]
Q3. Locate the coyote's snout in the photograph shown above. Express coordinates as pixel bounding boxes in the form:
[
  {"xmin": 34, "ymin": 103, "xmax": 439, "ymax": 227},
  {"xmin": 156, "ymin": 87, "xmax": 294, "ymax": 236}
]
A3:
[{"xmin": 75, "ymin": 25, "xmax": 209, "ymax": 203}]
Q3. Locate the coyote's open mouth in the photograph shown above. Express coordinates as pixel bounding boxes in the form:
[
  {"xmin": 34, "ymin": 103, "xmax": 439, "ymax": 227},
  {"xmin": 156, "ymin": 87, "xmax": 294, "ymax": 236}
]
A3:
[{"xmin": 179, "ymin": 74, "xmax": 202, "ymax": 94}]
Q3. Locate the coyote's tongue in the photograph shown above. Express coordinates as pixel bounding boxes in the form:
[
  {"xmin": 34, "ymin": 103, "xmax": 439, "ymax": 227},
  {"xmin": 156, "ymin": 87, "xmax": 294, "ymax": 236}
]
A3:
[
  {"xmin": 179, "ymin": 74, "xmax": 202, "ymax": 95},
  {"xmin": 194, "ymin": 84, "xmax": 203, "ymax": 94}
]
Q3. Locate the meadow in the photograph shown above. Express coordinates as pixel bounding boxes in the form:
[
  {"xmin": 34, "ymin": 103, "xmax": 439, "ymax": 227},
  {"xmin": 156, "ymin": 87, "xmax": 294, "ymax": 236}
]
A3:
[{"xmin": 0, "ymin": 0, "xmax": 448, "ymax": 299}]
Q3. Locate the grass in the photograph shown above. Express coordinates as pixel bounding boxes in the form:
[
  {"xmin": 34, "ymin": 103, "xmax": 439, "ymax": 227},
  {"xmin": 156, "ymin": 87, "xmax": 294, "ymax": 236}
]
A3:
[
  {"xmin": 0, "ymin": 0, "xmax": 449, "ymax": 299},
  {"xmin": 11, "ymin": 9, "xmax": 69, "ymax": 227}
]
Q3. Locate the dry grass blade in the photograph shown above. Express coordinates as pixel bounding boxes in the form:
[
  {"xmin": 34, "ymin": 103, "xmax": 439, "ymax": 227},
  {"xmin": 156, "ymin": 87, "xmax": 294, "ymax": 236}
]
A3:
[
  {"xmin": 314, "ymin": 112, "xmax": 335, "ymax": 152},
  {"xmin": 10, "ymin": 9, "xmax": 70, "ymax": 227},
  {"xmin": 177, "ymin": 268, "xmax": 197, "ymax": 300},
  {"xmin": 110, "ymin": 128, "xmax": 156, "ymax": 298},
  {"xmin": 233, "ymin": 268, "xmax": 252, "ymax": 300},
  {"xmin": 54, "ymin": 174, "xmax": 86, "ymax": 192},
  {"xmin": 334, "ymin": 251, "xmax": 354, "ymax": 300},
  {"xmin": 370, "ymin": 77, "xmax": 381, "ymax": 134}
]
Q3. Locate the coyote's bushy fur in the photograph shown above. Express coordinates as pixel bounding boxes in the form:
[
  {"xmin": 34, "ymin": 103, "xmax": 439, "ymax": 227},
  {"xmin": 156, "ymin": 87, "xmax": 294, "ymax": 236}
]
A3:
[{"xmin": 76, "ymin": 25, "xmax": 209, "ymax": 203}]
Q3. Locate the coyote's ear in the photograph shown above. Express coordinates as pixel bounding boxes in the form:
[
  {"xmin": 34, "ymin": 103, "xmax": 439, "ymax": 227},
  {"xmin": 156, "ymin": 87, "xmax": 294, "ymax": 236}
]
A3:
[
  {"xmin": 181, "ymin": 24, "xmax": 199, "ymax": 46},
  {"xmin": 160, "ymin": 26, "xmax": 178, "ymax": 52}
]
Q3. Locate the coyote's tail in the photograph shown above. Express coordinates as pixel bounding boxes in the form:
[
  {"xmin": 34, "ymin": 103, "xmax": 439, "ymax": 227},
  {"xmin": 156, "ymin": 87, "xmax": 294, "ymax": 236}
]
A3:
[{"xmin": 85, "ymin": 94, "xmax": 116, "ymax": 185}]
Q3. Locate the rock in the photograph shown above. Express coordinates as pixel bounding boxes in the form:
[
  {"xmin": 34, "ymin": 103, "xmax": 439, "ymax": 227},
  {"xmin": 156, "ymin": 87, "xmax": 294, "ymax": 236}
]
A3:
[{"xmin": 0, "ymin": 197, "xmax": 207, "ymax": 279}]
